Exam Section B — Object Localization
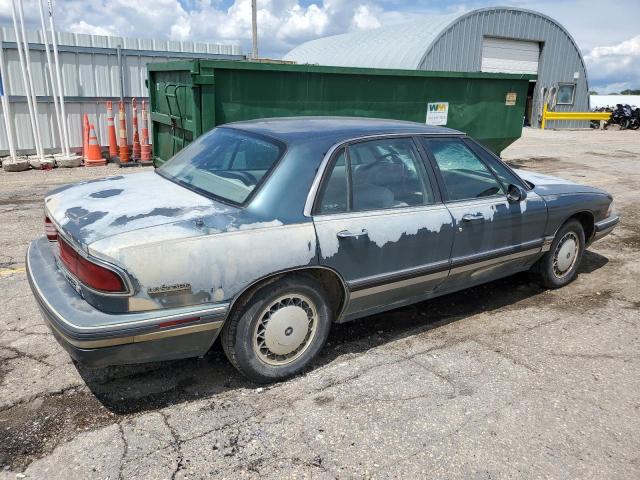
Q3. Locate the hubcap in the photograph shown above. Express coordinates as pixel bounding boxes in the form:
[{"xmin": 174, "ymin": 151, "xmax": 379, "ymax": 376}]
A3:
[
  {"xmin": 553, "ymin": 232, "xmax": 579, "ymax": 278},
  {"xmin": 253, "ymin": 294, "xmax": 318, "ymax": 366}
]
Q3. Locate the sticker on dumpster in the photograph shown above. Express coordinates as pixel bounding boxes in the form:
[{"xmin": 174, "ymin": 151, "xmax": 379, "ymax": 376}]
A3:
[
  {"xmin": 505, "ymin": 92, "xmax": 517, "ymax": 106},
  {"xmin": 426, "ymin": 102, "xmax": 448, "ymax": 125}
]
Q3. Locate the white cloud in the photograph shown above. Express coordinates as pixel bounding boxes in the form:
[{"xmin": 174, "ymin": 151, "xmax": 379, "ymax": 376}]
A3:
[
  {"xmin": 67, "ymin": 20, "xmax": 116, "ymax": 37},
  {"xmin": 0, "ymin": 0, "xmax": 412, "ymax": 57},
  {"xmin": 584, "ymin": 36, "xmax": 640, "ymax": 93},
  {"xmin": 351, "ymin": 5, "xmax": 381, "ymax": 30},
  {"xmin": 278, "ymin": 3, "xmax": 330, "ymax": 41},
  {"xmin": 0, "ymin": 0, "xmax": 637, "ymax": 90},
  {"xmin": 587, "ymin": 35, "xmax": 640, "ymax": 60}
]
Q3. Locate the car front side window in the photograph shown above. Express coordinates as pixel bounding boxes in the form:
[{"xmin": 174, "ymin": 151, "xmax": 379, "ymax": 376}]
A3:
[
  {"xmin": 465, "ymin": 139, "xmax": 524, "ymax": 190},
  {"xmin": 423, "ymin": 138, "xmax": 504, "ymax": 202}
]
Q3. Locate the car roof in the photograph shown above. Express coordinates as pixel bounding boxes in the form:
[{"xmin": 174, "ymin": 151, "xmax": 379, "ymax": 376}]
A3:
[{"xmin": 222, "ymin": 116, "xmax": 463, "ymax": 143}]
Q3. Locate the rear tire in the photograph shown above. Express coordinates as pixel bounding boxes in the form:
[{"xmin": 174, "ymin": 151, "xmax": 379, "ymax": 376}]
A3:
[
  {"xmin": 532, "ymin": 219, "xmax": 585, "ymax": 289},
  {"xmin": 221, "ymin": 275, "xmax": 332, "ymax": 383}
]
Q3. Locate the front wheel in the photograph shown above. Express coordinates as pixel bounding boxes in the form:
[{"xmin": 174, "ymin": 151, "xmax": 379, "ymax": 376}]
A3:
[
  {"xmin": 531, "ymin": 219, "xmax": 585, "ymax": 289},
  {"xmin": 221, "ymin": 275, "xmax": 332, "ymax": 383}
]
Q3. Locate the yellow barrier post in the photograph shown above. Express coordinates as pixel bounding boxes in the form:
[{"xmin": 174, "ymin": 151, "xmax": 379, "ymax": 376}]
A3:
[{"xmin": 541, "ymin": 104, "xmax": 611, "ymax": 129}]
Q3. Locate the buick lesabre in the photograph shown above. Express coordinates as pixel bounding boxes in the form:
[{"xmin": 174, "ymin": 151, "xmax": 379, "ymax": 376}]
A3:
[{"xmin": 27, "ymin": 117, "xmax": 619, "ymax": 382}]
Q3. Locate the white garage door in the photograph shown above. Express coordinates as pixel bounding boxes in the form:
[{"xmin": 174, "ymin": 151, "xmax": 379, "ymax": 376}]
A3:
[{"xmin": 481, "ymin": 37, "xmax": 540, "ymax": 74}]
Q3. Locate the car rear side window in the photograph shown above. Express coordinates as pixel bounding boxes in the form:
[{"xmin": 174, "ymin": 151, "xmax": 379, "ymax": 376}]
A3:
[
  {"xmin": 422, "ymin": 138, "xmax": 504, "ymax": 202},
  {"xmin": 317, "ymin": 149, "xmax": 348, "ymax": 214},
  {"xmin": 316, "ymin": 138, "xmax": 435, "ymax": 214},
  {"xmin": 158, "ymin": 127, "xmax": 284, "ymax": 205}
]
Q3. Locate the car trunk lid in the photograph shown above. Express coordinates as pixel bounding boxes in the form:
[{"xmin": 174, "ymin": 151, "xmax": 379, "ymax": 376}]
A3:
[{"xmin": 45, "ymin": 171, "xmax": 237, "ymax": 248}]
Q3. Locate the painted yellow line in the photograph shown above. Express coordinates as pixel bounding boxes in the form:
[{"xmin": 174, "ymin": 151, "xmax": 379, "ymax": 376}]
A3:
[{"xmin": 0, "ymin": 266, "xmax": 26, "ymax": 277}]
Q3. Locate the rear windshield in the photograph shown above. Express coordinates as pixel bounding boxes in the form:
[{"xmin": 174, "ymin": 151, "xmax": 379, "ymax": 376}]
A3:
[{"xmin": 158, "ymin": 127, "xmax": 285, "ymax": 205}]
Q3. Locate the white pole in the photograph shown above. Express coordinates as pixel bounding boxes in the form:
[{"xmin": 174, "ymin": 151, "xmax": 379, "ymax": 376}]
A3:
[
  {"xmin": 16, "ymin": 0, "xmax": 45, "ymax": 160},
  {"xmin": 251, "ymin": 0, "xmax": 258, "ymax": 59},
  {"xmin": 0, "ymin": 42, "xmax": 17, "ymax": 161},
  {"xmin": 47, "ymin": 0, "xmax": 70, "ymax": 156},
  {"xmin": 10, "ymin": 0, "xmax": 41, "ymax": 160},
  {"xmin": 38, "ymin": 0, "xmax": 63, "ymax": 155}
]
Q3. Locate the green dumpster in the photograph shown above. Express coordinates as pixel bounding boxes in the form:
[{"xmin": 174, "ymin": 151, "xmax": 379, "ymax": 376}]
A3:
[{"xmin": 148, "ymin": 59, "xmax": 533, "ymax": 166}]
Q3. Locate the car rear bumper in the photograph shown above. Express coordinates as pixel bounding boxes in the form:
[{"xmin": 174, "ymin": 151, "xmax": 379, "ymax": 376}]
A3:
[
  {"xmin": 26, "ymin": 237, "xmax": 230, "ymax": 367},
  {"xmin": 592, "ymin": 215, "xmax": 619, "ymax": 243}
]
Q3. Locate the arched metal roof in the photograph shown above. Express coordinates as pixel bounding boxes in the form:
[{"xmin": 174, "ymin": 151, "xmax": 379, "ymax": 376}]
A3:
[
  {"xmin": 283, "ymin": 13, "xmax": 459, "ymax": 69},
  {"xmin": 283, "ymin": 7, "xmax": 586, "ymax": 75}
]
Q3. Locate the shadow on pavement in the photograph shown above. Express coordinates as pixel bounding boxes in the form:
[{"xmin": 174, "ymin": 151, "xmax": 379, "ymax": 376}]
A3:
[{"xmin": 77, "ymin": 250, "xmax": 608, "ymax": 415}]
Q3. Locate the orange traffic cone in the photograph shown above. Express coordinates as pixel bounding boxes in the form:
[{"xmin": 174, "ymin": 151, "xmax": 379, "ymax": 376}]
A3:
[
  {"xmin": 85, "ymin": 124, "xmax": 106, "ymax": 167},
  {"xmin": 82, "ymin": 113, "xmax": 90, "ymax": 160},
  {"xmin": 106, "ymin": 101, "xmax": 118, "ymax": 160},
  {"xmin": 132, "ymin": 98, "xmax": 141, "ymax": 161},
  {"xmin": 140, "ymin": 100, "xmax": 152, "ymax": 165},
  {"xmin": 118, "ymin": 101, "xmax": 130, "ymax": 164}
]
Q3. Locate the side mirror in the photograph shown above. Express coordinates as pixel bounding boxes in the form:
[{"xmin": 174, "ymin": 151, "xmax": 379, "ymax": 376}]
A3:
[{"xmin": 507, "ymin": 184, "xmax": 527, "ymax": 203}]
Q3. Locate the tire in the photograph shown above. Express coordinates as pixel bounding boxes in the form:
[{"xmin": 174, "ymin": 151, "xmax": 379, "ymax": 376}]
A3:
[
  {"xmin": 531, "ymin": 219, "xmax": 585, "ymax": 289},
  {"xmin": 221, "ymin": 275, "xmax": 332, "ymax": 383}
]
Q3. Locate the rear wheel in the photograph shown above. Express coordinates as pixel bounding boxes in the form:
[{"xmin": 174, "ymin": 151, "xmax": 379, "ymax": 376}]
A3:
[
  {"xmin": 221, "ymin": 275, "xmax": 332, "ymax": 383},
  {"xmin": 532, "ymin": 219, "xmax": 585, "ymax": 289}
]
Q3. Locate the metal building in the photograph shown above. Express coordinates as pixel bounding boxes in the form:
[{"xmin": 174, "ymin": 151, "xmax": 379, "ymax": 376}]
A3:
[
  {"xmin": 284, "ymin": 7, "xmax": 589, "ymax": 128},
  {"xmin": 0, "ymin": 28, "xmax": 243, "ymax": 155}
]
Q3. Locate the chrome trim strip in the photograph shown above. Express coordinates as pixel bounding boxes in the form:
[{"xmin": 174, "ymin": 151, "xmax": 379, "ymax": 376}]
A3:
[
  {"xmin": 347, "ymin": 243, "xmax": 543, "ymax": 300},
  {"xmin": 443, "ymin": 194, "xmax": 507, "ymax": 206},
  {"xmin": 349, "ymin": 269, "xmax": 449, "ymax": 299},
  {"xmin": 349, "ymin": 259, "xmax": 450, "ymax": 290},
  {"xmin": 314, "ymin": 203, "xmax": 449, "ymax": 222},
  {"xmin": 449, "ymin": 239, "xmax": 543, "ymax": 268},
  {"xmin": 450, "ymin": 247, "xmax": 541, "ymax": 275},
  {"xmin": 303, "ymin": 131, "xmax": 464, "ymax": 217},
  {"xmin": 46, "ymin": 316, "xmax": 224, "ymax": 349}
]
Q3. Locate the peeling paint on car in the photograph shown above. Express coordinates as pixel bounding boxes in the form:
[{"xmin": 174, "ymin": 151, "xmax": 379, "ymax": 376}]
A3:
[
  {"xmin": 89, "ymin": 189, "xmax": 124, "ymax": 199},
  {"xmin": 45, "ymin": 171, "xmax": 236, "ymax": 246},
  {"xmin": 367, "ymin": 209, "xmax": 448, "ymax": 248},
  {"xmin": 110, "ymin": 207, "xmax": 185, "ymax": 227},
  {"xmin": 109, "ymin": 222, "xmax": 317, "ymax": 307}
]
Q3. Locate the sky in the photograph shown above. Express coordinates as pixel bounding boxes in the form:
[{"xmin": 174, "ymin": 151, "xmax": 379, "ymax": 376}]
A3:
[{"xmin": 0, "ymin": 0, "xmax": 638, "ymax": 93}]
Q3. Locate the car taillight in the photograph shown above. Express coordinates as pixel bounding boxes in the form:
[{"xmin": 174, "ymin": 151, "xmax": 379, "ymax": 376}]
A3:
[
  {"xmin": 44, "ymin": 216, "xmax": 58, "ymax": 241},
  {"xmin": 58, "ymin": 238, "xmax": 125, "ymax": 293}
]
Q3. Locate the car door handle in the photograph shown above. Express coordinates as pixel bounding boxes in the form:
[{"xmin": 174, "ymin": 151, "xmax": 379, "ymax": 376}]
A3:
[
  {"xmin": 336, "ymin": 229, "xmax": 368, "ymax": 239},
  {"xmin": 462, "ymin": 213, "xmax": 484, "ymax": 222}
]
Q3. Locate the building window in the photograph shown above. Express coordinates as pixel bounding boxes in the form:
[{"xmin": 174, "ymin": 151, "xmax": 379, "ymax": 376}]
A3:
[{"xmin": 557, "ymin": 83, "xmax": 576, "ymax": 105}]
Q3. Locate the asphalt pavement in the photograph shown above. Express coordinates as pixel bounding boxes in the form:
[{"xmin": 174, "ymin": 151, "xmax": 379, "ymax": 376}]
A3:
[{"xmin": 1, "ymin": 127, "xmax": 639, "ymax": 479}]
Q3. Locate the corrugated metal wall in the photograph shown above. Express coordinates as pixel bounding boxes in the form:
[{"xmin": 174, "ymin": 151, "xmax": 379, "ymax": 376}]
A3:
[
  {"xmin": 420, "ymin": 8, "xmax": 590, "ymax": 128},
  {"xmin": 0, "ymin": 28, "xmax": 243, "ymax": 155}
]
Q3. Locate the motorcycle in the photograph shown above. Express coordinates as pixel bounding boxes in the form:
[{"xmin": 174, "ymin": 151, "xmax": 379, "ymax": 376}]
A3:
[
  {"xmin": 628, "ymin": 107, "xmax": 640, "ymax": 130},
  {"xmin": 590, "ymin": 107, "xmax": 612, "ymax": 129},
  {"xmin": 604, "ymin": 104, "xmax": 636, "ymax": 130}
]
